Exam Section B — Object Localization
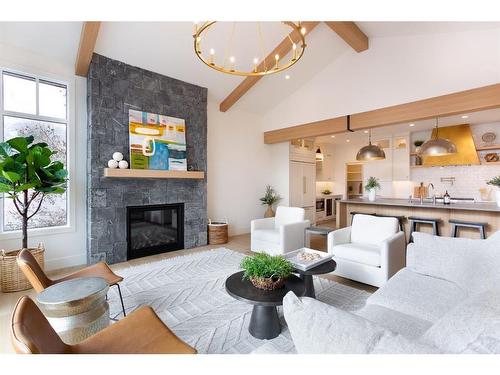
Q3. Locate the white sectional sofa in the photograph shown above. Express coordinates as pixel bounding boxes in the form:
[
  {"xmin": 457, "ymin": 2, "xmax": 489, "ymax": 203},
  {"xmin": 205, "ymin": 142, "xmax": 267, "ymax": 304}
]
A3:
[{"xmin": 262, "ymin": 231, "xmax": 500, "ymax": 354}]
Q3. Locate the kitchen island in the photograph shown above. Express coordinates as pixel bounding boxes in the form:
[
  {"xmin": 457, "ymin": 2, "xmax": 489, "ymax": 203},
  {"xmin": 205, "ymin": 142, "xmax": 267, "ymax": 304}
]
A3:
[{"xmin": 337, "ymin": 198, "xmax": 500, "ymax": 240}]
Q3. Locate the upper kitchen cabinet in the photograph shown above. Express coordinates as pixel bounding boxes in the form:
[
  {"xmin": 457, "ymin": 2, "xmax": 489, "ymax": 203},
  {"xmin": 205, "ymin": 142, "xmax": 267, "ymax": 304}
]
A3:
[
  {"xmin": 316, "ymin": 143, "xmax": 334, "ymax": 182},
  {"xmin": 363, "ymin": 137, "xmax": 393, "ymax": 182},
  {"xmin": 290, "ymin": 139, "xmax": 316, "ymax": 163},
  {"xmin": 392, "ymin": 135, "xmax": 410, "ymax": 180}
]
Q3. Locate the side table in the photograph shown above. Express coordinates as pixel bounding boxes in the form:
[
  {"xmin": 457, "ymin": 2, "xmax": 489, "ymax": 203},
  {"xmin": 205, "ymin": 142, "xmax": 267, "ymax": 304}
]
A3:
[
  {"xmin": 36, "ymin": 276, "xmax": 110, "ymax": 344},
  {"xmin": 305, "ymin": 226, "xmax": 334, "ymax": 248}
]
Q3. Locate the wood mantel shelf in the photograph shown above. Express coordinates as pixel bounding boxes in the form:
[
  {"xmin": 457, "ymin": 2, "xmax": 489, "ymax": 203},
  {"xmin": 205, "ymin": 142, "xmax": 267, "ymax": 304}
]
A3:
[{"xmin": 103, "ymin": 168, "xmax": 205, "ymax": 179}]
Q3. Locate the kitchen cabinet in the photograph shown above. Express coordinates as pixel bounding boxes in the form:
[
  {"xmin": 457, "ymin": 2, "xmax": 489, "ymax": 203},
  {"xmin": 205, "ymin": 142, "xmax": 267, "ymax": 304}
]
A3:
[
  {"xmin": 393, "ymin": 135, "xmax": 410, "ymax": 181},
  {"xmin": 290, "ymin": 161, "xmax": 316, "ymax": 211}
]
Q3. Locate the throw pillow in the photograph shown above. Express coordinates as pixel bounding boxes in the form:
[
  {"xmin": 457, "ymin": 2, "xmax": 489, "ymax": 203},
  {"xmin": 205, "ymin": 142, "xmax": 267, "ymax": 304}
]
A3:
[
  {"xmin": 408, "ymin": 231, "xmax": 500, "ymax": 294},
  {"xmin": 283, "ymin": 292, "xmax": 439, "ymax": 354}
]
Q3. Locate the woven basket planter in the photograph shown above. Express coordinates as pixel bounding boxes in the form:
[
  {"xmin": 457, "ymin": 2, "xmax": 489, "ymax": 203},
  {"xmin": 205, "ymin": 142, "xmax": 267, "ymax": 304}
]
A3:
[
  {"xmin": 250, "ymin": 276, "xmax": 285, "ymax": 291},
  {"xmin": 0, "ymin": 244, "xmax": 45, "ymax": 293},
  {"xmin": 208, "ymin": 219, "xmax": 228, "ymax": 245}
]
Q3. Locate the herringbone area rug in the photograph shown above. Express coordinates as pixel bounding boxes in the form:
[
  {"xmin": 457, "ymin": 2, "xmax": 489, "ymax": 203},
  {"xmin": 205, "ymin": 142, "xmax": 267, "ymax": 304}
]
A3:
[{"xmin": 107, "ymin": 248, "xmax": 370, "ymax": 354}]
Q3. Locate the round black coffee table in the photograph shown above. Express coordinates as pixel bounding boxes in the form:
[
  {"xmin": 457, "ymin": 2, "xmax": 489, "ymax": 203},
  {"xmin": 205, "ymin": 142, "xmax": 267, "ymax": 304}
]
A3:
[
  {"xmin": 294, "ymin": 259, "xmax": 337, "ymax": 299},
  {"xmin": 225, "ymin": 271, "xmax": 305, "ymax": 339}
]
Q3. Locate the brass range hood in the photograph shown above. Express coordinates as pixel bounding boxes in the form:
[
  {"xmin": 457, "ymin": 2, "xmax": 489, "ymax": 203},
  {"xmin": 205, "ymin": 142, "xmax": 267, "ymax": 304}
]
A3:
[{"xmin": 422, "ymin": 124, "xmax": 480, "ymax": 166}]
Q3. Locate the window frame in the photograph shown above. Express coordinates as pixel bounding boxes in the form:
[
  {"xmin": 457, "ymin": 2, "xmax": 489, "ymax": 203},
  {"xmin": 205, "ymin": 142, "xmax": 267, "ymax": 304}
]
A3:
[{"xmin": 0, "ymin": 66, "xmax": 76, "ymax": 239}]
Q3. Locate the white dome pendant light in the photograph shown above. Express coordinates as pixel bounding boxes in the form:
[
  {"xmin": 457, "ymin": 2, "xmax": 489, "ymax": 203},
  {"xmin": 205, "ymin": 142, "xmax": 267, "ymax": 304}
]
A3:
[{"xmin": 420, "ymin": 117, "xmax": 457, "ymax": 156}]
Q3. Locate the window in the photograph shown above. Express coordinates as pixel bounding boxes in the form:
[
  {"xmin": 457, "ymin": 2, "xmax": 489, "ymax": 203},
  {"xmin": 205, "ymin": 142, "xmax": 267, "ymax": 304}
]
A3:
[{"xmin": 0, "ymin": 70, "xmax": 69, "ymax": 232}]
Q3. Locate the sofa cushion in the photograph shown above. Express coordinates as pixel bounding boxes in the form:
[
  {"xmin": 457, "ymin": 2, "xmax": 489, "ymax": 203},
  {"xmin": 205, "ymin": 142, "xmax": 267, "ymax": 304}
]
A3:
[
  {"xmin": 251, "ymin": 229, "xmax": 280, "ymax": 244},
  {"xmin": 274, "ymin": 206, "xmax": 305, "ymax": 229},
  {"xmin": 351, "ymin": 214, "xmax": 399, "ymax": 246},
  {"xmin": 421, "ymin": 289, "xmax": 500, "ymax": 353},
  {"xmin": 332, "ymin": 243, "xmax": 381, "ymax": 267},
  {"xmin": 356, "ymin": 304, "xmax": 433, "ymax": 339},
  {"xmin": 408, "ymin": 231, "xmax": 500, "ymax": 294},
  {"xmin": 283, "ymin": 292, "xmax": 439, "ymax": 354},
  {"xmin": 367, "ymin": 268, "xmax": 466, "ymax": 323}
]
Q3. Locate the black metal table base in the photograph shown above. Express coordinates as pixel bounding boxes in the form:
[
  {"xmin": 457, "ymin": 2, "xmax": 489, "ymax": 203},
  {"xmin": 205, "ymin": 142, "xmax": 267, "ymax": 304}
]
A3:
[
  {"xmin": 248, "ymin": 305, "xmax": 281, "ymax": 339},
  {"xmin": 300, "ymin": 274, "xmax": 316, "ymax": 298}
]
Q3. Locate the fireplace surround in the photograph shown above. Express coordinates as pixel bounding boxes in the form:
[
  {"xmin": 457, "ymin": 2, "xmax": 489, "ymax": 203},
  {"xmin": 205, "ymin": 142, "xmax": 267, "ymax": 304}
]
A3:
[{"xmin": 87, "ymin": 54, "xmax": 208, "ymax": 264}]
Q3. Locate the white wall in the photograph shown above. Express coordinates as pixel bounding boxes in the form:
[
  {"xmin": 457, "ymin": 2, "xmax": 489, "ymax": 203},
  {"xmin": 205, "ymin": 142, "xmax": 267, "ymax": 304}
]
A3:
[
  {"xmin": 0, "ymin": 42, "xmax": 87, "ymax": 270},
  {"xmin": 207, "ymin": 100, "xmax": 283, "ymax": 235}
]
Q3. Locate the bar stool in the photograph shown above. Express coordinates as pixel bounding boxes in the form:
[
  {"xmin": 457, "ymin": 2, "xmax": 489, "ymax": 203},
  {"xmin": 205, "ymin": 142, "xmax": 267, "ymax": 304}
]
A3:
[
  {"xmin": 449, "ymin": 219, "xmax": 488, "ymax": 239},
  {"xmin": 350, "ymin": 211, "xmax": 376, "ymax": 225},
  {"xmin": 408, "ymin": 216, "xmax": 440, "ymax": 242}
]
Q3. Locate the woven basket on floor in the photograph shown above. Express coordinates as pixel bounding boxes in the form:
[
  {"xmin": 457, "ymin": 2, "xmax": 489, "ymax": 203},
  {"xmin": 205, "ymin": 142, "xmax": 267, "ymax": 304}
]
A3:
[
  {"xmin": 0, "ymin": 244, "xmax": 45, "ymax": 293},
  {"xmin": 208, "ymin": 219, "xmax": 229, "ymax": 245}
]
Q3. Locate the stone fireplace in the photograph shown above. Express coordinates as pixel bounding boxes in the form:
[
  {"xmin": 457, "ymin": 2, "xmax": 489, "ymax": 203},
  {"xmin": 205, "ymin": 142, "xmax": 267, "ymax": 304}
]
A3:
[{"xmin": 87, "ymin": 54, "xmax": 207, "ymax": 265}]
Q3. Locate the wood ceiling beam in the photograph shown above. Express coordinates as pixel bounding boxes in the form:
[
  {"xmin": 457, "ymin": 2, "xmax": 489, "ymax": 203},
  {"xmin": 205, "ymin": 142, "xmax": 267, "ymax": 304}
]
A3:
[
  {"xmin": 264, "ymin": 116, "xmax": 347, "ymax": 144},
  {"xmin": 219, "ymin": 21, "xmax": 320, "ymax": 112},
  {"xmin": 349, "ymin": 83, "xmax": 500, "ymax": 130},
  {"xmin": 324, "ymin": 21, "xmax": 368, "ymax": 52},
  {"xmin": 75, "ymin": 22, "xmax": 101, "ymax": 77},
  {"xmin": 263, "ymin": 83, "xmax": 500, "ymax": 144}
]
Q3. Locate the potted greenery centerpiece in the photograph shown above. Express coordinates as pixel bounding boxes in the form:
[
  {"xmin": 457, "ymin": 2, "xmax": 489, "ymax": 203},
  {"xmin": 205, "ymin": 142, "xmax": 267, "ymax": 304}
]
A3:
[
  {"xmin": 0, "ymin": 136, "xmax": 68, "ymax": 292},
  {"xmin": 365, "ymin": 176, "xmax": 381, "ymax": 202},
  {"xmin": 487, "ymin": 176, "xmax": 500, "ymax": 207},
  {"xmin": 259, "ymin": 185, "xmax": 281, "ymax": 218},
  {"xmin": 414, "ymin": 140, "xmax": 424, "ymax": 165},
  {"xmin": 240, "ymin": 252, "xmax": 293, "ymax": 291}
]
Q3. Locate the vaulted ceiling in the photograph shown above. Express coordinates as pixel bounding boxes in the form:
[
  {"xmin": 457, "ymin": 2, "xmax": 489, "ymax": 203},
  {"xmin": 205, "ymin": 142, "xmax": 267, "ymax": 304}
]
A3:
[{"xmin": 1, "ymin": 21, "xmax": 499, "ymax": 114}]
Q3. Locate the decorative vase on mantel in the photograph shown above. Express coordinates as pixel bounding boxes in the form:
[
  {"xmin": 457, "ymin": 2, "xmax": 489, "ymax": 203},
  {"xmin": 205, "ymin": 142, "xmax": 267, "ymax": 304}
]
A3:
[{"xmin": 264, "ymin": 205, "xmax": 275, "ymax": 218}]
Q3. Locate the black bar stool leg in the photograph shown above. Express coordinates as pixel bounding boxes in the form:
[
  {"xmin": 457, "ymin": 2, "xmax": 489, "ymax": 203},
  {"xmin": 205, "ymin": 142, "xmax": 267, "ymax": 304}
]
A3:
[{"xmin": 480, "ymin": 226, "xmax": 486, "ymax": 239}]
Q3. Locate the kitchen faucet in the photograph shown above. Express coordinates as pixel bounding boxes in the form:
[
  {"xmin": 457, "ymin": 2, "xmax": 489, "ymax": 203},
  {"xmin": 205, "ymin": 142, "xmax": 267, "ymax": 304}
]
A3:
[{"xmin": 427, "ymin": 183, "xmax": 436, "ymax": 204}]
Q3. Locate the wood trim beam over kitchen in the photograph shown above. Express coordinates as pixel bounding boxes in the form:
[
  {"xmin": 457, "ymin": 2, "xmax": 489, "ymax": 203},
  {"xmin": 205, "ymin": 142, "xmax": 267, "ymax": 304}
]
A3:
[
  {"xmin": 75, "ymin": 22, "xmax": 101, "ymax": 77},
  {"xmin": 219, "ymin": 21, "xmax": 320, "ymax": 113},
  {"xmin": 324, "ymin": 22, "xmax": 369, "ymax": 52},
  {"xmin": 263, "ymin": 83, "xmax": 500, "ymax": 144}
]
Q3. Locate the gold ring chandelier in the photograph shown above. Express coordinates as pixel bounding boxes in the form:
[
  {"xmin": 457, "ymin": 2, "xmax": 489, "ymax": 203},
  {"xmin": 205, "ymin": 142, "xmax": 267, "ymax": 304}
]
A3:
[{"xmin": 193, "ymin": 21, "xmax": 307, "ymax": 77}]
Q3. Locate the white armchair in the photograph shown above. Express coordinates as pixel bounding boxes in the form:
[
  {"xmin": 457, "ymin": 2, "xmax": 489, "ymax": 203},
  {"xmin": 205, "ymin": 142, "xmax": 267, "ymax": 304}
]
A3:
[
  {"xmin": 327, "ymin": 214, "xmax": 406, "ymax": 287},
  {"xmin": 251, "ymin": 206, "xmax": 310, "ymax": 255}
]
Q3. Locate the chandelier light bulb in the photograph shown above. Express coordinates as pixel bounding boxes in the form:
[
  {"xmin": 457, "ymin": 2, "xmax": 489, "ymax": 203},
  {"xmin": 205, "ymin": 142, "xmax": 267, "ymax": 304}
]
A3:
[
  {"xmin": 292, "ymin": 43, "xmax": 297, "ymax": 60},
  {"xmin": 210, "ymin": 48, "xmax": 215, "ymax": 55},
  {"xmin": 253, "ymin": 57, "xmax": 259, "ymax": 64},
  {"xmin": 229, "ymin": 56, "xmax": 235, "ymax": 63},
  {"xmin": 292, "ymin": 43, "xmax": 297, "ymax": 50},
  {"xmin": 274, "ymin": 54, "xmax": 280, "ymax": 70},
  {"xmin": 275, "ymin": 54, "xmax": 280, "ymax": 61},
  {"xmin": 209, "ymin": 48, "xmax": 215, "ymax": 65},
  {"xmin": 301, "ymin": 27, "xmax": 306, "ymax": 35}
]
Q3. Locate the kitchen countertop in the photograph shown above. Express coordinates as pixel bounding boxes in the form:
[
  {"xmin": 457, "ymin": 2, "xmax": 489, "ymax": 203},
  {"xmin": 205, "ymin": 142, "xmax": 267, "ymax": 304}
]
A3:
[{"xmin": 340, "ymin": 198, "xmax": 500, "ymax": 212}]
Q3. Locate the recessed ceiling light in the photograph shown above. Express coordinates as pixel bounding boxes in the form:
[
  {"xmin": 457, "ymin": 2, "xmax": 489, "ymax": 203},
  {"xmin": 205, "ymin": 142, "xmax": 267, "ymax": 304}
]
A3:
[
  {"xmin": 346, "ymin": 139, "xmax": 350, "ymax": 143},
  {"xmin": 364, "ymin": 130, "xmax": 369, "ymax": 133},
  {"xmin": 285, "ymin": 75, "xmax": 290, "ymax": 80},
  {"xmin": 330, "ymin": 135, "xmax": 335, "ymax": 138},
  {"xmin": 409, "ymin": 123, "xmax": 415, "ymax": 127},
  {"xmin": 461, "ymin": 115, "xmax": 469, "ymax": 119}
]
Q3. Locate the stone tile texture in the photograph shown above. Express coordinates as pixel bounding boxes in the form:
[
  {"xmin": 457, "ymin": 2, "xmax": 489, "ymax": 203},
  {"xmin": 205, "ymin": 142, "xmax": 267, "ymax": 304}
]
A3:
[{"xmin": 87, "ymin": 54, "xmax": 208, "ymax": 264}]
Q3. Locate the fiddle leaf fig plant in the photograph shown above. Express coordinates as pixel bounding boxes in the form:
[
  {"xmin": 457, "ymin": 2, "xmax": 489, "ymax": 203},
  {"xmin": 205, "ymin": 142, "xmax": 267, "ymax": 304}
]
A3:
[{"xmin": 0, "ymin": 136, "xmax": 68, "ymax": 249}]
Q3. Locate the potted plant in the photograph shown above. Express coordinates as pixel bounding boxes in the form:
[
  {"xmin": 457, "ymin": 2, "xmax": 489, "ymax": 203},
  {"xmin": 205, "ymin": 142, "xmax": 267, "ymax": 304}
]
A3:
[
  {"xmin": 487, "ymin": 176, "xmax": 500, "ymax": 207},
  {"xmin": 414, "ymin": 140, "xmax": 424, "ymax": 165},
  {"xmin": 0, "ymin": 136, "xmax": 68, "ymax": 291},
  {"xmin": 365, "ymin": 176, "xmax": 381, "ymax": 202},
  {"xmin": 259, "ymin": 185, "xmax": 281, "ymax": 218},
  {"xmin": 240, "ymin": 252, "xmax": 293, "ymax": 291}
]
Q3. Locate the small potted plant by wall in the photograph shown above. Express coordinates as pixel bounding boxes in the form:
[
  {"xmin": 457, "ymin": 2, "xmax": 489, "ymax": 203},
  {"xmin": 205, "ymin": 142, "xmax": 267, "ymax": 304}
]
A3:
[
  {"xmin": 414, "ymin": 140, "xmax": 424, "ymax": 165},
  {"xmin": 487, "ymin": 176, "xmax": 500, "ymax": 207},
  {"xmin": 365, "ymin": 176, "xmax": 381, "ymax": 202},
  {"xmin": 0, "ymin": 136, "xmax": 68, "ymax": 292},
  {"xmin": 240, "ymin": 252, "xmax": 293, "ymax": 290},
  {"xmin": 259, "ymin": 185, "xmax": 281, "ymax": 218}
]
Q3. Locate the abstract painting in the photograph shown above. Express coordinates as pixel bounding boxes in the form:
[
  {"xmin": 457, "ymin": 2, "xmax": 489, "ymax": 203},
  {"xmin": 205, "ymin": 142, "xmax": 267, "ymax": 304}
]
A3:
[{"xmin": 129, "ymin": 109, "xmax": 187, "ymax": 171}]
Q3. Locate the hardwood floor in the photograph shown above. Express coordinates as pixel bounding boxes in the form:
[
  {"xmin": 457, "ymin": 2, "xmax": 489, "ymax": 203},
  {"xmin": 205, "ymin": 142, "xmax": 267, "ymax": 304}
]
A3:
[{"xmin": 0, "ymin": 232, "xmax": 375, "ymax": 353}]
